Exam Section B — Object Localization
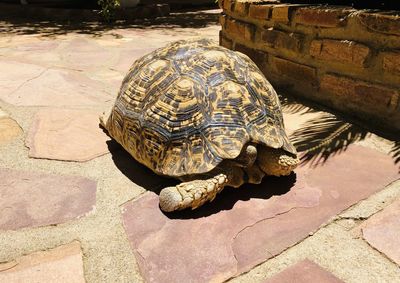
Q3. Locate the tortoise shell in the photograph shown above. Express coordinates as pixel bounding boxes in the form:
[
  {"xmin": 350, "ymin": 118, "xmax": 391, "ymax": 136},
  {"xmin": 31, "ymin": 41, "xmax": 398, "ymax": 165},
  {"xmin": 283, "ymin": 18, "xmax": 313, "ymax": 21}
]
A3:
[{"xmin": 103, "ymin": 38, "xmax": 296, "ymax": 177}]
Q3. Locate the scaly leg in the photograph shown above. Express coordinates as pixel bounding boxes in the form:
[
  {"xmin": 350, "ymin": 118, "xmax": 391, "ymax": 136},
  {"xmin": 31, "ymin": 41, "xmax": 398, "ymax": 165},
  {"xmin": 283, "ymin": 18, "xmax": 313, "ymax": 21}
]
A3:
[
  {"xmin": 258, "ymin": 147, "xmax": 299, "ymax": 176},
  {"xmin": 159, "ymin": 174, "xmax": 228, "ymax": 212}
]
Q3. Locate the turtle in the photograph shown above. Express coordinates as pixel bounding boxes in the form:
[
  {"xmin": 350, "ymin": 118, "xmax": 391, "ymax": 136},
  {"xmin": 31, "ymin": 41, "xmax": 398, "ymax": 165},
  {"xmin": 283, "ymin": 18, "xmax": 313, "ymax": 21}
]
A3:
[{"xmin": 100, "ymin": 38, "xmax": 299, "ymax": 212}]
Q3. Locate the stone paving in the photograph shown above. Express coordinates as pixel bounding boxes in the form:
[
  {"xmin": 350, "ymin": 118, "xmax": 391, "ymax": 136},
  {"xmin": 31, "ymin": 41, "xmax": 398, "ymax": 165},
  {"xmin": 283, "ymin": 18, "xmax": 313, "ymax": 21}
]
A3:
[{"xmin": 0, "ymin": 9, "xmax": 399, "ymax": 283}]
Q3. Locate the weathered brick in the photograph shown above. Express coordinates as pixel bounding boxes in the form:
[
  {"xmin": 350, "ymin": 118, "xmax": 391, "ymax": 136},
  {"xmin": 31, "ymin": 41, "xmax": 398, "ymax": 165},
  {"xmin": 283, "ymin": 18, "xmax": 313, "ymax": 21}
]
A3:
[
  {"xmin": 382, "ymin": 51, "xmax": 400, "ymax": 74},
  {"xmin": 234, "ymin": 43, "xmax": 268, "ymax": 67},
  {"xmin": 219, "ymin": 31, "xmax": 233, "ymax": 49},
  {"xmin": 320, "ymin": 74, "xmax": 399, "ymax": 111},
  {"xmin": 223, "ymin": 0, "xmax": 232, "ymax": 12},
  {"xmin": 271, "ymin": 4, "xmax": 290, "ymax": 23},
  {"xmin": 272, "ymin": 57, "xmax": 317, "ymax": 84},
  {"xmin": 358, "ymin": 12, "xmax": 400, "ymax": 36},
  {"xmin": 219, "ymin": 14, "xmax": 226, "ymax": 28},
  {"xmin": 233, "ymin": 1, "xmax": 249, "ymax": 17},
  {"xmin": 226, "ymin": 18, "xmax": 255, "ymax": 41},
  {"xmin": 310, "ymin": 39, "xmax": 370, "ymax": 67},
  {"xmin": 249, "ymin": 4, "xmax": 271, "ymax": 20},
  {"xmin": 218, "ymin": 0, "xmax": 224, "ymax": 10},
  {"xmin": 271, "ymin": 4, "xmax": 304, "ymax": 23},
  {"xmin": 293, "ymin": 7, "xmax": 351, "ymax": 27},
  {"xmin": 261, "ymin": 28, "xmax": 303, "ymax": 52}
]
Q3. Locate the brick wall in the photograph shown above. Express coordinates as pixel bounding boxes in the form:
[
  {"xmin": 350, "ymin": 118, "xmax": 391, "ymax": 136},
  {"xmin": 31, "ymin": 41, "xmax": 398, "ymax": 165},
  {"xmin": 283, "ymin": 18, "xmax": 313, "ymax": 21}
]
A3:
[{"xmin": 219, "ymin": 0, "xmax": 400, "ymax": 132}]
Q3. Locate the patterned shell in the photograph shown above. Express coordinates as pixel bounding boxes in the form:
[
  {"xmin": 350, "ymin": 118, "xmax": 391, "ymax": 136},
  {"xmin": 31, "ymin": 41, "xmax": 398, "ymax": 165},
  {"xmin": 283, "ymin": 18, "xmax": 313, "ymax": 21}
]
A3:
[{"xmin": 103, "ymin": 38, "xmax": 296, "ymax": 177}]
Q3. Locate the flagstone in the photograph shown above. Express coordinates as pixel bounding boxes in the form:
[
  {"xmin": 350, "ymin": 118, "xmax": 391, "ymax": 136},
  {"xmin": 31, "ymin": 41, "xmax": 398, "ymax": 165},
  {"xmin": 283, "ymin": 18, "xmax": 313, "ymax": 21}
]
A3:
[
  {"xmin": 0, "ymin": 117, "xmax": 22, "ymax": 145},
  {"xmin": 0, "ymin": 241, "xmax": 85, "ymax": 283},
  {"xmin": 0, "ymin": 60, "xmax": 44, "ymax": 100},
  {"xmin": 26, "ymin": 109, "xmax": 110, "ymax": 162},
  {"xmin": 111, "ymin": 48, "xmax": 158, "ymax": 74},
  {"xmin": 263, "ymin": 259, "xmax": 344, "ymax": 283},
  {"xmin": 0, "ymin": 109, "xmax": 9, "ymax": 119},
  {"xmin": 0, "ymin": 168, "xmax": 96, "ymax": 231},
  {"xmin": 60, "ymin": 38, "xmax": 116, "ymax": 70},
  {"xmin": 361, "ymin": 198, "xmax": 400, "ymax": 265},
  {"xmin": 0, "ymin": 60, "xmax": 111, "ymax": 107},
  {"xmin": 121, "ymin": 145, "xmax": 399, "ymax": 283}
]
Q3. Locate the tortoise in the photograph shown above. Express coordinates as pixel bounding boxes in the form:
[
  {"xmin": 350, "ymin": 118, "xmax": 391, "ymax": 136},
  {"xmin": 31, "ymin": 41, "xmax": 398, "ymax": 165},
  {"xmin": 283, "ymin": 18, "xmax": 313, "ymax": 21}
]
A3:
[{"xmin": 100, "ymin": 38, "xmax": 299, "ymax": 212}]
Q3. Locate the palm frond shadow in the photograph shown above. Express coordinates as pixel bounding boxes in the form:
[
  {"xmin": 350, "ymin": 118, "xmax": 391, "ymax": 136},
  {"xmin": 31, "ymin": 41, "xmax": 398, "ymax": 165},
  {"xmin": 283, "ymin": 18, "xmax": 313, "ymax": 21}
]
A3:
[
  {"xmin": 390, "ymin": 141, "xmax": 400, "ymax": 165},
  {"xmin": 280, "ymin": 95, "xmax": 399, "ymax": 171},
  {"xmin": 280, "ymin": 96, "xmax": 317, "ymax": 115},
  {"xmin": 290, "ymin": 113, "xmax": 371, "ymax": 167}
]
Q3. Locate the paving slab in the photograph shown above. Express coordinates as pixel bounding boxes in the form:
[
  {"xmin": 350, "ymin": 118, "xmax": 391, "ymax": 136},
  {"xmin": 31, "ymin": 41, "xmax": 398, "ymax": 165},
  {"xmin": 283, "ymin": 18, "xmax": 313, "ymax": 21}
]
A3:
[
  {"xmin": 263, "ymin": 259, "xmax": 344, "ymax": 283},
  {"xmin": 0, "ymin": 60, "xmax": 111, "ymax": 107},
  {"xmin": 360, "ymin": 198, "xmax": 400, "ymax": 265},
  {"xmin": 0, "ymin": 168, "xmax": 96, "ymax": 231},
  {"xmin": 0, "ymin": 241, "xmax": 85, "ymax": 283},
  {"xmin": 0, "ymin": 117, "xmax": 22, "ymax": 145},
  {"xmin": 121, "ymin": 145, "xmax": 399, "ymax": 283},
  {"xmin": 0, "ymin": 109, "xmax": 9, "ymax": 119},
  {"xmin": 61, "ymin": 37, "xmax": 116, "ymax": 70},
  {"xmin": 26, "ymin": 109, "xmax": 111, "ymax": 162}
]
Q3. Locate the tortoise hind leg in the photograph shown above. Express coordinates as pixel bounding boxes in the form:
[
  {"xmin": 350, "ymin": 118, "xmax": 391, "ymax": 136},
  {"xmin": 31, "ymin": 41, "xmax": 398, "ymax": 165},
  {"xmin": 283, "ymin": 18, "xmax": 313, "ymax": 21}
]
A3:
[
  {"xmin": 159, "ymin": 174, "xmax": 228, "ymax": 212},
  {"xmin": 258, "ymin": 147, "xmax": 299, "ymax": 176}
]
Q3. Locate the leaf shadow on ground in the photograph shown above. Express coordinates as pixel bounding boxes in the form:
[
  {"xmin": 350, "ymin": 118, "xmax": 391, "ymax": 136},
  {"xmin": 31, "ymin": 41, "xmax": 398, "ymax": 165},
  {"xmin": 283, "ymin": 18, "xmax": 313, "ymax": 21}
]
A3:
[
  {"xmin": 106, "ymin": 139, "xmax": 295, "ymax": 219},
  {"xmin": 0, "ymin": 9, "xmax": 219, "ymax": 38},
  {"xmin": 280, "ymin": 95, "xmax": 400, "ymax": 171}
]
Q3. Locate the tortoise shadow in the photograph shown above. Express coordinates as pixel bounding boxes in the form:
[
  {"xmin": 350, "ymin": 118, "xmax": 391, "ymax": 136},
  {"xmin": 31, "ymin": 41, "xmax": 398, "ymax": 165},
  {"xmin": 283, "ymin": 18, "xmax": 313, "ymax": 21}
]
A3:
[{"xmin": 106, "ymin": 139, "xmax": 295, "ymax": 219}]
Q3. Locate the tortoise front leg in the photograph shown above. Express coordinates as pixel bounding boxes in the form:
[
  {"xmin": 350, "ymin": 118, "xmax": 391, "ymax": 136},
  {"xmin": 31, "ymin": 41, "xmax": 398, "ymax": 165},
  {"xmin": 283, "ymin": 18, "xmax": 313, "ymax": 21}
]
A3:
[{"xmin": 159, "ymin": 174, "xmax": 228, "ymax": 212}]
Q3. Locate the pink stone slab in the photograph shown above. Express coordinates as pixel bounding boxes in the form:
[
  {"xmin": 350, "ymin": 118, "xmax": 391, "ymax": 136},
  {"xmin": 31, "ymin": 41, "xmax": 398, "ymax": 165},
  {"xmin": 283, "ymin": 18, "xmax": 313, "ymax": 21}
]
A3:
[
  {"xmin": 361, "ymin": 199, "xmax": 400, "ymax": 265},
  {"xmin": 0, "ymin": 241, "xmax": 85, "ymax": 283},
  {"xmin": 0, "ymin": 117, "xmax": 22, "ymax": 145},
  {"xmin": 26, "ymin": 109, "xmax": 110, "ymax": 162},
  {"xmin": 61, "ymin": 38, "xmax": 115, "ymax": 70},
  {"xmin": 0, "ymin": 60, "xmax": 44, "ymax": 101},
  {"xmin": 121, "ymin": 145, "xmax": 399, "ymax": 283},
  {"xmin": 0, "ymin": 168, "xmax": 96, "ymax": 231},
  {"xmin": 0, "ymin": 60, "xmax": 111, "ymax": 107},
  {"xmin": 112, "ymin": 48, "xmax": 157, "ymax": 73},
  {"xmin": 263, "ymin": 259, "xmax": 344, "ymax": 283}
]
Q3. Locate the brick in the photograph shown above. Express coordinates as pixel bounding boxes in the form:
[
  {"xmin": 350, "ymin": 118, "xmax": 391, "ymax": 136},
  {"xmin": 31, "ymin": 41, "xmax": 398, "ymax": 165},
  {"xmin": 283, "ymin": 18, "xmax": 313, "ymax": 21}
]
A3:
[
  {"xmin": 218, "ymin": 0, "xmax": 224, "ymax": 9},
  {"xmin": 219, "ymin": 31, "xmax": 233, "ymax": 49},
  {"xmin": 293, "ymin": 7, "xmax": 351, "ymax": 27},
  {"xmin": 358, "ymin": 12, "xmax": 400, "ymax": 36},
  {"xmin": 320, "ymin": 74, "xmax": 399, "ymax": 112},
  {"xmin": 272, "ymin": 57, "xmax": 317, "ymax": 84},
  {"xmin": 271, "ymin": 4, "xmax": 290, "ymax": 23},
  {"xmin": 233, "ymin": 1, "xmax": 249, "ymax": 17},
  {"xmin": 226, "ymin": 18, "xmax": 255, "ymax": 41},
  {"xmin": 219, "ymin": 14, "xmax": 226, "ymax": 28},
  {"xmin": 234, "ymin": 43, "xmax": 268, "ymax": 68},
  {"xmin": 261, "ymin": 28, "xmax": 303, "ymax": 52},
  {"xmin": 249, "ymin": 4, "xmax": 271, "ymax": 20},
  {"xmin": 382, "ymin": 51, "xmax": 400, "ymax": 74},
  {"xmin": 310, "ymin": 39, "xmax": 370, "ymax": 67},
  {"xmin": 223, "ymin": 0, "xmax": 232, "ymax": 12}
]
